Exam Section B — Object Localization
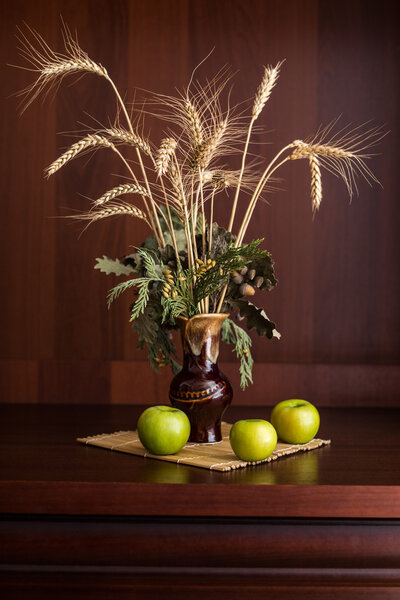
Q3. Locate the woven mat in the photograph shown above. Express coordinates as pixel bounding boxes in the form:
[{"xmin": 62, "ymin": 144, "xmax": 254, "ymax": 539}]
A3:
[{"xmin": 77, "ymin": 422, "xmax": 330, "ymax": 472}]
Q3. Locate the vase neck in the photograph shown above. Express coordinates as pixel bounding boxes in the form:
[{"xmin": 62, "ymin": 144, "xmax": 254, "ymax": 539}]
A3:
[{"xmin": 177, "ymin": 314, "xmax": 228, "ymax": 371}]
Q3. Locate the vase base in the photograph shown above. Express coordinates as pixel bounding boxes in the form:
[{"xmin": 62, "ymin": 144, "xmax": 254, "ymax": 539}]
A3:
[{"xmin": 188, "ymin": 423, "xmax": 222, "ymax": 444}]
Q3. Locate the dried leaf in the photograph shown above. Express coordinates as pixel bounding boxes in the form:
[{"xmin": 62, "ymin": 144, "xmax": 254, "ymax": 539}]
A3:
[
  {"xmin": 94, "ymin": 255, "xmax": 134, "ymax": 276},
  {"xmin": 228, "ymin": 299, "xmax": 281, "ymax": 339}
]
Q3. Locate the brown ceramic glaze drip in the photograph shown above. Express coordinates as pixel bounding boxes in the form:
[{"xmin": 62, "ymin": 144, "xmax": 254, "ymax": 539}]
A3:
[{"xmin": 169, "ymin": 313, "xmax": 233, "ymax": 443}]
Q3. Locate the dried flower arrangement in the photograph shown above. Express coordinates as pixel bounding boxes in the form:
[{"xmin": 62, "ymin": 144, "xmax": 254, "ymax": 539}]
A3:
[{"xmin": 15, "ymin": 24, "xmax": 384, "ymax": 389}]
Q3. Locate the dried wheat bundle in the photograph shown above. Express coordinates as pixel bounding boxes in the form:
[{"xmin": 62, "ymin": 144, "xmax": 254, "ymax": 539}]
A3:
[{"xmin": 15, "ymin": 22, "xmax": 384, "ymax": 327}]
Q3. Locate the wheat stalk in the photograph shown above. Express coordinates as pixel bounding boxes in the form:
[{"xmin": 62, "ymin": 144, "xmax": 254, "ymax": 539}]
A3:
[
  {"xmin": 17, "ymin": 24, "xmax": 165, "ymax": 247},
  {"xmin": 228, "ymin": 61, "xmax": 282, "ymax": 231},
  {"xmin": 156, "ymin": 138, "xmax": 177, "ymax": 176},
  {"xmin": 309, "ymin": 154, "xmax": 322, "ymax": 212},
  {"xmin": 93, "ymin": 183, "xmax": 149, "ymax": 207},
  {"xmin": 46, "ymin": 134, "xmax": 115, "ymax": 177}
]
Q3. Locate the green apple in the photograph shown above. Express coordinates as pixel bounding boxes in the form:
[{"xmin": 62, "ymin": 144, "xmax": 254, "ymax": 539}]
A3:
[
  {"xmin": 229, "ymin": 419, "xmax": 277, "ymax": 462},
  {"xmin": 271, "ymin": 399, "xmax": 320, "ymax": 444},
  {"xmin": 137, "ymin": 405, "xmax": 190, "ymax": 455}
]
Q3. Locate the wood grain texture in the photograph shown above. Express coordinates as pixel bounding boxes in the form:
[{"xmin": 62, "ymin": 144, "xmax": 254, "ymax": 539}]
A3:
[
  {"xmin": 2, "ymin": 569, "xmax": 400, "ymax": 600},
  {"xmin": 0, "ymin": 0, "xmax": 399, "ymax": 405},
  {"xmin": 1, "ymin": 359, "xmax": 399, "ymax": 405}
]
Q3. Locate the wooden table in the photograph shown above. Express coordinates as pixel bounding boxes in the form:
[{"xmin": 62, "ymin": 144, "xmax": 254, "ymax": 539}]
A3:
[{"xmin": 1, "ymin": 404, "xmax": 400, "ymax": 599}]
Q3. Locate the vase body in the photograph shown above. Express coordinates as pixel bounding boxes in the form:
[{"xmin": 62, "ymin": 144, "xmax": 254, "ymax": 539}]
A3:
[{"xmin": 169, "ymin": 314, "xmax": 233, "ymax": 443}]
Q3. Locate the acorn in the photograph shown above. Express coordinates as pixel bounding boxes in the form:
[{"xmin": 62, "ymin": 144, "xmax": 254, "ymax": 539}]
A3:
[
  {"xmin": 239, "ymin": 283, "xmax": 256, "ymax": 296},
  {"xmin": 254, "ymin": 276, "xmax": 264, "ymax": 288},
  {"xmin": 248, "ymin": 269, "xmax": 256, "ymax": 280},
  {"xmin": 240, "ymin": 266, "xmax": 248, "ymax": 275},
  {"xmin": 232, "ymin": 272, "xmax": 244, "ymax": 284}
]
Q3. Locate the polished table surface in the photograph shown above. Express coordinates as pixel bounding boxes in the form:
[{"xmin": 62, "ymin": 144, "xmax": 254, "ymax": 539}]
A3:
[
  {"xmin": 1, "ymin": 404, "xmax": 400, "ymax": 518},
  {"xmin": 1, "ymin": 404, "xmax": 400, "ymax": 599}
]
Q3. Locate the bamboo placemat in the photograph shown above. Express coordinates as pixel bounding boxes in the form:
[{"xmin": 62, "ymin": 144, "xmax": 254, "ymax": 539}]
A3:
[{"xmin": 77, "ymin": 422, "xmax": 330, "ymax": 472}]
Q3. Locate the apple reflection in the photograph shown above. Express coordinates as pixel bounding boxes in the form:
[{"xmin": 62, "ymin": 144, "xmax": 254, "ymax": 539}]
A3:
[{"xmin": 224, "ymin": 450, "xmax": 320, "ymax": 485}]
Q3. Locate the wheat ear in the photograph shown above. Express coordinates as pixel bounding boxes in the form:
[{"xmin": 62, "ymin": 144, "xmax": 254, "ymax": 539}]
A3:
[
  {"xmin": 252, "ymin": 61, "xmax": 283, "ymax": 119},
  {"xmin": 156, "ymin": 138, "xmax": 177, "ymax": 176},
  {"xmin": 45, "ymin": 134, "xmax": 115, "ymax": 177},
  {"xmin": 93, "ymin": 183, "xmax": 149, "ymax": 207},
  {"xmin": 184, "ymin": 100, "xmax": 204, "ymax": 148},
  {"xmin": 74, "ymin": 202, "xmax": 148, "ymax": 224},
  {"xmin": 15, "ymin": 24, "xmax": 107, "ymax": 112},
  {"xmin": 104, "ymin": 127, "xmax": 152, "ymax": 157},
  {"xmin": 309, "ymin": 154, "xmax": 322, "ymax": 212},
  {"xmin": 191, "ymin": 119, "xmax": 227, "ymax": 170},
  {"xmin": 290, "ymin": 136, "xmax": 381, "ymax": 198},
  {"xmin": 291, "ymin": 140, "xmax": 350, "ymax": 160}
]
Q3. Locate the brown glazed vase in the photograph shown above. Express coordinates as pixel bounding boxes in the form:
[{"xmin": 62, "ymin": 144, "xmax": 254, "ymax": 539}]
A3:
[{"xmin": 169, "ymin": 313, "xmax": 233, "ymax": 443}]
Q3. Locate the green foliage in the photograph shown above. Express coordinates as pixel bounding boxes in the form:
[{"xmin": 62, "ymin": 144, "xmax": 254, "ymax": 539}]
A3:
[
  {"xmin": 221, "ymin": 318, "xmax": 254, "ymax": 390},
  {"xmin": 132, "ymin": 293, "xmax": 182, "ymax": 375},
  {"xmin": 161, "ymin": 294, "xmax": 187, "ymax": 324},
  {"xmin": 100, "ymin": 226, "xmax": 279, "ymax": 387},
  {"xmin": 107, "ymin": 248, "xmax": 164, "ymax": 316}
]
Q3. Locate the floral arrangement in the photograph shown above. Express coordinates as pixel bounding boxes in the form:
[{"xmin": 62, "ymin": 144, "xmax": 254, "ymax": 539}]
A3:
[{"xmin": 16, "ymin": 25, "xmax": 383, "ymax": 389}]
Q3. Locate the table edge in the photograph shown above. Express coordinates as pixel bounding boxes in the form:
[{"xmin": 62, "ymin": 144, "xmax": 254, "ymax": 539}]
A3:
[{"xmin": 1, "ymin": 481, "xmax": 400, "ymax": 518}]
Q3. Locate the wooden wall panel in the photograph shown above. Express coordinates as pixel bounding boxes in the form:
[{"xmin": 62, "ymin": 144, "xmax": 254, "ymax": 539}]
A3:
[{"xmin": 0, "ymin": 0, "xmax": 398, "ymax": 405}]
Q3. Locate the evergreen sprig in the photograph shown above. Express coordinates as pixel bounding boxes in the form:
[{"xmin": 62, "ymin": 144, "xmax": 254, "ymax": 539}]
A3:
[
  {"xmin": 161, "ymin": 294, "xmax": 187, "ymax": 323},
  {"xmin": 107, "ymin": 247, "xmax": 165, "ymax": 317},
  {"xmin": 221, "ymin": 318, "xmax": 254, "ymax": 389}
]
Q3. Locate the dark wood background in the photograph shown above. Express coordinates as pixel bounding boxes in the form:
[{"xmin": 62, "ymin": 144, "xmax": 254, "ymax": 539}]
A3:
[{"xmin": 0, "ymin": 0, "xmax": 399, "ymax": 406}]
